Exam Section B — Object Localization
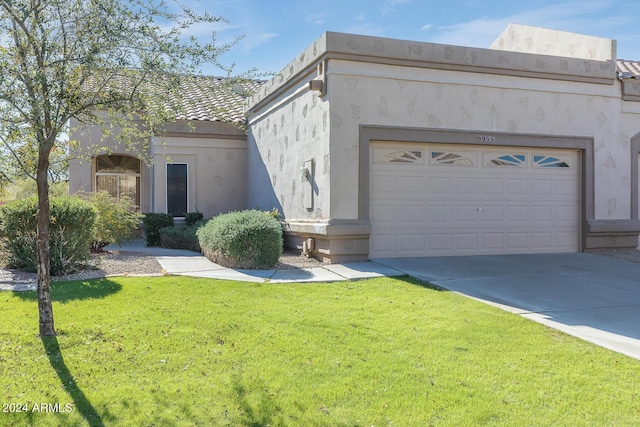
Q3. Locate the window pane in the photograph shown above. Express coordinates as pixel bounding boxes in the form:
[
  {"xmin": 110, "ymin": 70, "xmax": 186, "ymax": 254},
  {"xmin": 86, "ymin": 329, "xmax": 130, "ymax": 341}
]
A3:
[
  {"xmin": 167, "ymin": 164, "xmax": 188, "ymax": 217},
  {"xmin": 96, "ymin": 154, "xmax": 140, "ymax": 173},
  {"xmin": 120, "ymin": 176, "xmax": 140, "ymax": 206},
  {"xmin": 96, "ymin": 175, "xmax": 118, "ymax": 199}
]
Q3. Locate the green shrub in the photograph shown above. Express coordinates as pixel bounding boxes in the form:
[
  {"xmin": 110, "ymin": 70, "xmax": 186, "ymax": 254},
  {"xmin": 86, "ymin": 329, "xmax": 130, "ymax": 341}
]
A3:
[
  {"xmin": 143, "ymin": 213, "xmax": 174, "ymax": 246},
  {"xmin": 197, "ymin": 209, "xmax": 283, "ymax": 269},
  {"xmin": 86, "ymin": 192, "xmax": 144, "ymax": 252},
  {"xmin": 160, "ymin": 224, "xmax": 201, "ymax": 252},
  {"xmin": 0, "ymin": 196, "xmax": 96, "ymax": 275},
  {"xmin": 184, "ymin": 211, "xmax": 204, "ymax": 226}
]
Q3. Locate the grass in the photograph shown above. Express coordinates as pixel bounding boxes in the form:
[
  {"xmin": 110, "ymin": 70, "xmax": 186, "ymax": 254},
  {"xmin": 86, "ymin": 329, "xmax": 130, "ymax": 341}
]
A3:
[{"xmin": 1, "ymin": 276, "xmax": 640, "ymax": 426}]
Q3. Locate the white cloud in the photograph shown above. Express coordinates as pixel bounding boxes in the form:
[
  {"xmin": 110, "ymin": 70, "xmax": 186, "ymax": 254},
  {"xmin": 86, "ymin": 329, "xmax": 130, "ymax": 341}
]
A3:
[
  {"xmin": 344, "ymin": 21, "xmax": 392, "ymax": 37},
  {"xmin": 429, "ymin": 16, "xmax": 510, "ymax": 48},
  {"xmin": 305, "ymin": 13, "xmax": 327, "ymax": 26},
  {"xmin": 429, "ymin": 0, "xmax": 630, "ymax": 49},
  {"xmin": 343, "ymin": 13, "xmax": 391, "ymax": 37},
  {"xmin": 380, "ymin": 0, "xmax": 412, "ymax": 16},
  {"xmin": 421, "ymin": 24, "xmax": 433, "ymax": 31},
  {"xmin": 238, "ymin": 32, "xmax": 278, "ymax": 54},
  {"xmin": 155, "ymin": 18, "xmax": 241, "ymax": 44}
]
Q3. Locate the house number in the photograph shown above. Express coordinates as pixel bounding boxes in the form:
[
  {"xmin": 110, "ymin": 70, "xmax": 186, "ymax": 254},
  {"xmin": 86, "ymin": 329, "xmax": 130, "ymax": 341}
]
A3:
[{"xmin": 476, "ymin": 135, "xmax": 496, "ymax": 143}]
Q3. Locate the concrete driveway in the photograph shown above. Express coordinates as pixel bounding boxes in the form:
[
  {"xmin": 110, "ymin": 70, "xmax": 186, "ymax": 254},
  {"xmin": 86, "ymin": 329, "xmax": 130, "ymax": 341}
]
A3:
[{"xmin": 374, "ymin": 253, "xmax": 640, "ymax": 360}]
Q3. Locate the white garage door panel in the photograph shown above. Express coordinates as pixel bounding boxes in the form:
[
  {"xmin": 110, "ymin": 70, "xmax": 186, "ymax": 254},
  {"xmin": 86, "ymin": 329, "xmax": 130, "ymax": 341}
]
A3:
[
  {"xmin": 371, "ymin": 175, "xmax": 396, "ymax": 193},
  {"xmin": 370, "ymin": 143, "xmax": 580, "ymax": 258},
  {"xmin": 430, "ymin": 177, "xmax": 452, "ymax": 193},
  {"xmin": 508, "ymin": 233, "xmax": 528, "ymax": 248},
  {"xmin": 399, "ymin": 205, "xmax": 424, "ymax": 222},
  {"xmin": 400, "ymin": 233, "xmax": 425, "ymax": 251},
  {"xmin": 400, "ymin": 176, "xmax": 424, "ymax": 193},
  {"xmin": 371, "ymin": 234, "xmax": 396, "ymax": 252}
]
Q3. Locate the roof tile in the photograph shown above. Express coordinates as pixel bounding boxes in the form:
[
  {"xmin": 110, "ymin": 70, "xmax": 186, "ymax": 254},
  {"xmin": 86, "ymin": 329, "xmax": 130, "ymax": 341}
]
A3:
[
  {"xmin": 168, "ymin": 75, "xmax": 264, "ymax": 123},
  {"xmin": 617, "ymin": 60, "xmax": 640, "ymax": 79}
]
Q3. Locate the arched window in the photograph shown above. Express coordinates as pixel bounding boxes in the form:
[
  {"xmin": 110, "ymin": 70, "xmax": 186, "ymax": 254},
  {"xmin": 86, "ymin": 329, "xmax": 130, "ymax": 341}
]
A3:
[{"xmin": 94, "ymin": 154, "xmax": 141, "ymax": 207}]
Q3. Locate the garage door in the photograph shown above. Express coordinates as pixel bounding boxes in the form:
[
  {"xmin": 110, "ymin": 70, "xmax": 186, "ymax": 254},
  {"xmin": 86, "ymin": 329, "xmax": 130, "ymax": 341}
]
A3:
[{"xmin": 369, "ymin": 142, "xmax": 580, "ymax": 258}]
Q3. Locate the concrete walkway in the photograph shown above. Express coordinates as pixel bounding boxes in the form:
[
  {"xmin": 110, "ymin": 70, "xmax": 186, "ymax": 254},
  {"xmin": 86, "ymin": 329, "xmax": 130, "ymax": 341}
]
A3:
[{"xmin": 105, "ymin": 242, "xmax": 404, "ymax": 283}]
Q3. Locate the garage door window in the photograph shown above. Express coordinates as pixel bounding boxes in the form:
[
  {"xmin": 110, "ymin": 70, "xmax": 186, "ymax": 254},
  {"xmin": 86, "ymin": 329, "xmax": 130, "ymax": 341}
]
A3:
[
  {"xmin": 376, "ymin": 150, "xmax": 422, "ymax": 164},
  {"xmin": 430, "ymin": 151, "xmax": 475, "ymax": 166},
  {"xmin": 534, "ymin": 155, "xmax": 570, "ymax": 168},
  {"xmin": 485, "ymin": 154, "xmax": 527, "ymax": 167}
]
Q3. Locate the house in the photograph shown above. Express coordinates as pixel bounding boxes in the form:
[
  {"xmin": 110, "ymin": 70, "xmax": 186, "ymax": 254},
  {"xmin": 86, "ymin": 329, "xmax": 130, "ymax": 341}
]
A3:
[
  {"xmin": 70, "ymin": 24, "xmax": 640, "ymax": 262},
  {"xmin": 69, "ymin": 76, "xmax": 263, "ymax": 219}
]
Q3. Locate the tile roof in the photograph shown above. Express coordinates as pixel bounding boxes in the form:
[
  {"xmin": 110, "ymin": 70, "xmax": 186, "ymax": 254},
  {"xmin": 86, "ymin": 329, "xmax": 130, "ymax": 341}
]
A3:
[
  {"xmin": 617, "ymin": 60, "xmax": 640, "ymax": 79},
  {"xmin": 83, "ymin": 73, "xmax": 265, "ymax": 123},
  {"xmin": 168, "ymin": 75, "xmax": 265, "ymax": 123}
]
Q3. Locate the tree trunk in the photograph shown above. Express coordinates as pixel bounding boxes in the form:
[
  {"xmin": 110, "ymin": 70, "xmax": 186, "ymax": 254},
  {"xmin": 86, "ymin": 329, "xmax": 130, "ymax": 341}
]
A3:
[{"xmin": 36, "ymin": 156, "xmax": 55, "ymax": 337}]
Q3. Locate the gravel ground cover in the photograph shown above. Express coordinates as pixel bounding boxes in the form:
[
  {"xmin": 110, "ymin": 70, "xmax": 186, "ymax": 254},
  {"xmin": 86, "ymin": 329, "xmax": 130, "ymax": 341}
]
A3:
[
  {"xmin": 0, "ymin": 247, "xmax": 325, "ymax": 289},
  {"xmin": 585, "ymin": 248, "xmax": 640, "ymax": 263}
]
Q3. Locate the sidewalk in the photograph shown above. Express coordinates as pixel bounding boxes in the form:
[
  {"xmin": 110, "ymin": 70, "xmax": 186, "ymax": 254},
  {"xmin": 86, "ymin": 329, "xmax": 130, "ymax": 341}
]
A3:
[
  {"xmin": 107, "ymin": 241, "xmax": 403, "ymax": 283},
  {"xmin": 1, "ymin": 243, "xmax": 403, "ymax": 291},
  {"xmin": 0, "ymin": 242, "xmax": 404, "ymax": 291},
  {"xmin": 0, "ymin": 267, "xmax": 39, "ymax": 292}
]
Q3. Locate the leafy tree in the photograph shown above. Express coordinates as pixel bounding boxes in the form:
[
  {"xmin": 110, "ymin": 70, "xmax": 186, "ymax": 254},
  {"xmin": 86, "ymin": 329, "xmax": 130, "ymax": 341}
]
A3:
[
  {"xmin": 0, "ymin": 0, "xmax": 244, "ymax": 336},
  {"xmin": 0, "ymin": 138, "xmax": 68, "ymax": 200}
]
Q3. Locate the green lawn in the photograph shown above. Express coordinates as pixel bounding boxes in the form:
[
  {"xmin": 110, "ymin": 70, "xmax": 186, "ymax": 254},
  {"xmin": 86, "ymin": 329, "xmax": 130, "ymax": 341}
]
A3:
[{"xmin": 1, "ymin": 276, "xmax": 639, "ymax": 426}]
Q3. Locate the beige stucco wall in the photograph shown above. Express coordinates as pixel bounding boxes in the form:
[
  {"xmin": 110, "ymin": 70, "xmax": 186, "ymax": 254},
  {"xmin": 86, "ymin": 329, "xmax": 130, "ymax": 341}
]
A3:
[
  {"xmin": 68, "ymin": 117, "xmax": 153, "ymax": 213},
  {"xmin": 247, "ymin": 30, "xmax": 625, "ymax": 222},
  {"xmin": 327, "ymin": 59, "xmax": 638, "ymax": 222},
  {"xmin": 491, "ymin": 23, "xmax": 616, "ymax": 61},
  {"xmin": 247, "ymin": 65, "xmax": 331, "ymax": 221},
  {"xmin": 247, "ymin": 29, "xmax": 640, "ymax": 257},
  {"xmin": 152, "ymin": 135, "xmax": 247, "ymax": 218},
  {"xmin": 69, "ymin": 118, "xmax": 247, "ymax": 218}
]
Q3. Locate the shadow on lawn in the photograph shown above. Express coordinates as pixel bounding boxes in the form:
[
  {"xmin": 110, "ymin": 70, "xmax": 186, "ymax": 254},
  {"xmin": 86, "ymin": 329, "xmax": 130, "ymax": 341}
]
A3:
[
  {"xmin": 391, "ymin": 274, "xmax": 446, "ymax": 291},
  {"xmin": 233, "ymin": 379, "xmax": 278, "ymax": 427},
  {"xmin": 13, "ymin": 278, "xmax": 122, "ymax": 303},
  {"xmin": 41, "ymin": 336, "xmax": 105, "ymax": 427}
]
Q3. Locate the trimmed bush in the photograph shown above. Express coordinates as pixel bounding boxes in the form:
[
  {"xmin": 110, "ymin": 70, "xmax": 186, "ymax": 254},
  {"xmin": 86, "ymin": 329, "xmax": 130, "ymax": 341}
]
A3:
[
  {"xmin": 87, "ymin": 191, "xmax": 144, "ymax": 252},
  {"xmin": 143, "ymin": 213, "xmax": 174, "ymax": 246},
  {"xmin": 197, "ymin": 209, "xmax": 283, "ymax": 269},
  {"xmin": 184, "ymin": 211, "xmax": 204, "ymax": 226},
  {"xmin": 160, "ymin": 224, "xmax": 201, "ymax": 252},
  {"xmin": 0, "ymin": 196, "xmax": 96, "ymax": 275}
]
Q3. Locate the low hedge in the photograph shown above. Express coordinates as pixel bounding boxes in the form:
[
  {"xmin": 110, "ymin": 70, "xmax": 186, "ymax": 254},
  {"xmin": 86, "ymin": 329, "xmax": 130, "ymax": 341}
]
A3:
[
  {"xmin": 0, "ymin": 196, "xmax": 96, "ymax": 275},
  {"xmin": 197, "ymin": 210, "xmax": 283, "ymax": 269},
  {"xmin": 143, "ymin": 213, "xmax": 174, "ymax": 246},
  {"xmin": 184, "ymin": 211, "xmax": 204, "ymax": 226},
  {"xmin": 160, "ymin": 224, "xmax": 201, "ymax": 252}
]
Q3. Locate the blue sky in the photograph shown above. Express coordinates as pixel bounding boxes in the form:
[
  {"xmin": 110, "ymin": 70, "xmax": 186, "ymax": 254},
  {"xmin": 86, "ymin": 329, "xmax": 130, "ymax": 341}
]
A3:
[{"xmin": 185, "ymin": 0, "xmax": 640, "ymax": 76}]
